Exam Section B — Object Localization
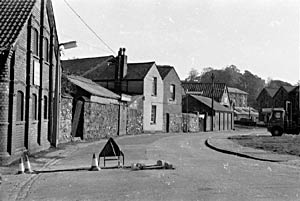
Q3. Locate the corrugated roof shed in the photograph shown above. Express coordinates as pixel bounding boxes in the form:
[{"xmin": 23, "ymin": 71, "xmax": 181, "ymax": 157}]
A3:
[
  {"xmin": 0, "ymin": 0, "xmax": 36, "ymax": 50},
  {"xmin": 67, "ymin": 75, "xmax": 120, "ymax": 99},
  {"xmin": 190, "ymin": 95, "xmax": 232, "ymax": 112}
]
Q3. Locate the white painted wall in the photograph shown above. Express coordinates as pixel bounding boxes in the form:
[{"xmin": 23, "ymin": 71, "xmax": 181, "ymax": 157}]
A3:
[{"xmin": 143, "ymin": 64, "xmax": 164, "ymax": 132}]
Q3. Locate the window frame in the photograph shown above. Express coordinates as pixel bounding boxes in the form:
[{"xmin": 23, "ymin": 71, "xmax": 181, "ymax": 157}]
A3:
[
  {"xmin": 152, "ymin": 77, "xmax": 157, "ymax": 96},
  {"xmin": 32, "ymin": 94, "xmax": 37, "ymax": 120},
  {"xmin": 32, "ymin": 28, "xmax": 39, "ymax": 56},
  {"xmin": 43, "ymin": 96, "xmax": 48, "ymax": 119},
  {"xmin": 16, "ymin": 91, "xmax": 24, "ymax": 121},
  {"xmin": 43, "ymin": 37, "xmax": 49, "ymax": 62},
  {"xmin": 170, "ymin": 84, "xmax": 175, "ymax": 101},
  {"xmin": 150, "ymin": 105, "xmax": 157, "ymax": 124}
]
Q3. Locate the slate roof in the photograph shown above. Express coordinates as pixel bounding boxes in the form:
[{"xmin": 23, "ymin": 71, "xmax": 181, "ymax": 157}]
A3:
[
  {"xmin": 62, "ymin": 56, "xmax": 156, "ymax": 81},
  {"xmin": 125, "ymin": 62, "xmax": 155, "ymax": 80},
  {"xmin": 190, "ymin": 95, "xmax": 232, "ymax": 112},
  {"xmin": 181, "ymin": 82, "xmax": 227, "ymax": 102},
  {"xmin": 62, "ymin": 56, "xmax": 115, "ymax": 76},
  {"xmin": 227, "ymin": 87, "xmax": 248, "ymax": 95},
  {"xmin": 0, "ymin": 0, "xmax": 36, "ymax": 50},
  {"xmin": 67, "ymin": 75, "xmax": 120, "ymax": 99},
  {"xmin": 157, "ymin": 65, "xmax": 173, "ymax": 79}
]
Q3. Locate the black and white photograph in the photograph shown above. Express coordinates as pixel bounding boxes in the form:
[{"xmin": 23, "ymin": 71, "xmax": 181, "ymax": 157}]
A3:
[{"xmin": 0, "ymin": 0, "xmax": 299, "ymax": 200}]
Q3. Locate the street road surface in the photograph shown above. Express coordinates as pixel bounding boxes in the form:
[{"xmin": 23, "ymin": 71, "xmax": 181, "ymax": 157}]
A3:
[{"xmin": 17, "ymin": 132, "xmax": 300, "ymax": 201}]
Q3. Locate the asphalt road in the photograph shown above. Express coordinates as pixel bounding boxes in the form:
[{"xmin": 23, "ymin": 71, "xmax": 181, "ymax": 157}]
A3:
[{"xmin": 17, "ymin": 132, "xmax": 300, "ymax": 201}]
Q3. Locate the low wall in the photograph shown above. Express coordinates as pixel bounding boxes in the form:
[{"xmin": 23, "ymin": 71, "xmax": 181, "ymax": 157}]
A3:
[
  {"xmin": 83, "ymin": 101, "xmax": 119, "ymax": 139},
  {"xmin": 182, "ymin": 113, "xmax": 200, "ymax": 132},
  {"xmin": 127, "ymin": 108, "xmax": 143, "ymax": 135},
  {"xmin": 169, "ymin": 113, "xmax": 183, "ymax": 133}
]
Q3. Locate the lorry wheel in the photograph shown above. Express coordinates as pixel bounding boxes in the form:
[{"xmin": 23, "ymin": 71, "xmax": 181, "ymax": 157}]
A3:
[{"xmin": 272, "ymin": 128, "xmax": 283, "ymax": 136}]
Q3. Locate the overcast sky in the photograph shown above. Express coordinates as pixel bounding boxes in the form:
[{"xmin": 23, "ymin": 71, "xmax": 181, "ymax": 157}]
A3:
[{"xmin": 52, "ymin": 0, "xmax": 300, "ymax": 84}]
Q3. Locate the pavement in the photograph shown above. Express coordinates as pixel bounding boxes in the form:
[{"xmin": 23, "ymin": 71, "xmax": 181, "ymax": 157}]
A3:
[{"xmin": 1, "ymin": 128, "xmax": 300, "ymax": 201}]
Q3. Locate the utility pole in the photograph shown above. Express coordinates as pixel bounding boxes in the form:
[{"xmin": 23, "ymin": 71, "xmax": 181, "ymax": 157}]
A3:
[{"xmin": 211, "ymin": 73, "xmax": 214, "ymax": 131}]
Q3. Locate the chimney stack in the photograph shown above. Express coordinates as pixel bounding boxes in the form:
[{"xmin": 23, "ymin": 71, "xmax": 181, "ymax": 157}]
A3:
[
  {"xmin": 120, "ymin": 48, "xmax": 127, "ymax": 79},
  {"xmin": 115, "ymin": 47, "xmax": 128, "ymax": 94}
]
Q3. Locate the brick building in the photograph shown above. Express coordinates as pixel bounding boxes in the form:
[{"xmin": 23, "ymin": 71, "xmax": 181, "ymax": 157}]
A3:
[{"xmin": 0, "ymin": 0, "xmax": 60, "ymax": 165}]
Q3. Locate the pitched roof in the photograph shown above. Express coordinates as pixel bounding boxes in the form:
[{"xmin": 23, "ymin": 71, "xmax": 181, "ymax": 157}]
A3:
[
  {"xmin": 125, "ymin": 62, "xmax": 155, "ymax": 79},
  {"xmin": 181, "ymin": 82, "xmax": 227, "ymax": 102},
  {"xmin": 0, "ymin": 0, "xmax": 36, "ymax": 50},
  {"xmin": 282, "ymin": 85, "xmax": 297, "ymax": 93},
  {"xmin": 157, "ymin": 65, "xmax": 173, "ymax": 79},
  {"xmin": 62, "ymin": 56, "xmax": 115, "ymax": 76},
  {"xmin": 264, "ymin": 87, "xmax": 279, "ymax": 97},
  {"xmin": 86, "ymin": 61, "xmax": 155, "ymax": 80},
  {"xmin": 67, "ymin": 75, "xmax": 120, "ymax": 99},
  {"xmin": 190, "ymin": 95, "xmax": 232, "ymax": 112},
  {"xmin": 227, "ymin": 87, "xmax": 248, "ymax": 95},
  {"xmin": 62, "ymin": 56, "xmax": 156, "ymax": 81}
]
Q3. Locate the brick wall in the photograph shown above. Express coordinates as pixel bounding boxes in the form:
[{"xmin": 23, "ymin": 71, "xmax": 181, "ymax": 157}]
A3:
[{"xmin": 0, "ymin": 0, "xmax": 60, "ymax": 165}]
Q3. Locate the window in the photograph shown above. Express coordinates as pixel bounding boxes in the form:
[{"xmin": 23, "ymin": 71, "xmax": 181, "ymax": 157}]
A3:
[
  {"xmin": 32, "ymin": 94, "xmax": 37, "ymax": 120},
  {"xmin": 151, "ymin": 105, "xmax": 157, "ymax": 124},
  {"xmin": 43, "ymin": 38, "xmax": 49, "ymax": 62},
  {"xmin": 16, "ymin": 91, "xmax": 24, "ymax": 121},
  {"xmin": 44, "ymin": 96, "xmax": 48, "ymax": 119},
  {"xmin": 170, "ymin": 84, "xmax": 175, "ymax": 100},
  {"xmin": 32, "ymin": 28, "xmax": 39, "ymax": 56},
  {"xmin": 152, "ymin": 77, "xmax": 157, "ymax": 96}
]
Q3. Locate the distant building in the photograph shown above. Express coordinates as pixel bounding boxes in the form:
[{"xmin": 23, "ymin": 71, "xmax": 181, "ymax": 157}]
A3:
[
  {"xmin": 0, "ymin": 0, "xmax": 61, "ymax": 165},
  {"xmin": 181, "ymin": 82, "xmax": 231, "ymax": 107},
  {"xmin": 182, "ymin": 95, "xmax": 233, "ymax": 131},
  {"xmin": 227, "ymin": 87, "xmax": 248, "ymax": 107},
  {"xmin": 256, "ymin": 86, "xmax": 298, "ymax": 123}
]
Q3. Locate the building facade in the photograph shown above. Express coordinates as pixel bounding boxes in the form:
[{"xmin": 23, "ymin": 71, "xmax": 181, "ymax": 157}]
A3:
[
  {"xmin": 62, "ymin": 48, "xmax": 165, "ymax": 133},
  {"xmin": 157, "ymin": 65, "xmax": 183, "ymax": 132},
  {"xmin": 227, "ymin": 87, "xmax": 248, "ymax": 107},
  {"xmin": 0, "ymin": 0, "xmax": 60, "ymax": 165}
]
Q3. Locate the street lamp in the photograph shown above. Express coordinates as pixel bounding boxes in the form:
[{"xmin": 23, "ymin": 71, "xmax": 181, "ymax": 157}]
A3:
[
  {"xmin": 211, "ymin": 73, "xmax": 215, "ymax": 131},
  {"xmin": 52, "ymin": 41, "xmax": 77, "ymax": 147}
]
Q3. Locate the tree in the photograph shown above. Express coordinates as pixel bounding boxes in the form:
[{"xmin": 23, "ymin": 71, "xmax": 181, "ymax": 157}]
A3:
[
  {"xmin": 266, "ymin": 79, "xmax": 292, "ymax": 88},
  {"xmin": 185, "ymin": 68, "xmax": 200, "ymax": 82}
]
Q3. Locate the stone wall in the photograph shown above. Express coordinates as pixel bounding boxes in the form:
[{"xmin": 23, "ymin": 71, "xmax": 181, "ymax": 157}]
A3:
[
  {"xmin": 59, "ymin": 96, "xmax": 73, "ymax": 143},
  {"xmin": 83, "ymin": 101, "xmax": 119, "ymax": 139},
  {"xmin": 182, "ymin": 113, "xmax": 200, "ymax": 132},
  {"xmin": 127, "ymin": 108, "xmax": 143, "ymax": 135},
  {"xmin": 169, "ymin": 113, "xmax": 182, "ymax": 133}
]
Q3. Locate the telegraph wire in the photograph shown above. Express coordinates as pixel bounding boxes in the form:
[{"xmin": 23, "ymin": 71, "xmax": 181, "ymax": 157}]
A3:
[{"xmin": 63, "ymin": 0, "xmax": 116, "ymax": 54}]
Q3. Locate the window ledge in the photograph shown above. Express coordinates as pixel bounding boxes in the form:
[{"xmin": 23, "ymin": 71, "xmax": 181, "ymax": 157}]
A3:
[{"xmin": 16, "ymin": 121, "xmax": 25, "ymax": 125}]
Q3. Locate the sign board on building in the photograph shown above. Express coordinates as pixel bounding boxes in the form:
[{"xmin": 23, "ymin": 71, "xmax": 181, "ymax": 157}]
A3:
[{"xmin": 33, "ymin": 60, "xmax": 40, "ymax": 86}]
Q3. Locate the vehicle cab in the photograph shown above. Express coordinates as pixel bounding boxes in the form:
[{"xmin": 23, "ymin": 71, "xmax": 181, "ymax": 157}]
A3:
[{"xmin": 267, "ymin": 108, "xmax": 285, "ymax": 136}]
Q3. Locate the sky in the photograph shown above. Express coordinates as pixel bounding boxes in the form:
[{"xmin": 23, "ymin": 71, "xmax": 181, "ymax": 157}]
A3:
[{"xmin": 52, "ymin": 0, "xmax": 300, "ymax": 84}]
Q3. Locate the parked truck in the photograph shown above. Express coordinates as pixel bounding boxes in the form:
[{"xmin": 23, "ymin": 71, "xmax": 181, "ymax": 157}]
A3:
[{"xmin": 267, "ymin": 101, "xmax": 300, "ymax": 136}]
